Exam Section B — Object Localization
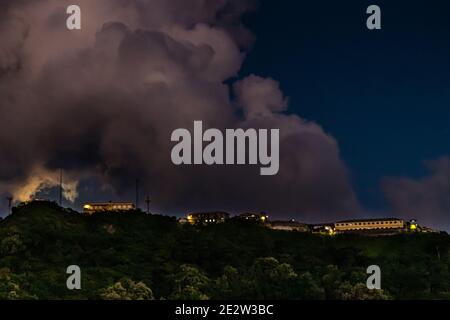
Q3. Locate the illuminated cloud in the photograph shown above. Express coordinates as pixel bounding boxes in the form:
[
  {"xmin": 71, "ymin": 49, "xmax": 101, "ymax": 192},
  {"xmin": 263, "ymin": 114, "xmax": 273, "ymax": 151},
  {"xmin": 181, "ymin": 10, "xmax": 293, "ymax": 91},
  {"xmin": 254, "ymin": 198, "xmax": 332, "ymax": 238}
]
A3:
[
  {"xmin": 382, "ymin": 157, "xmax": 450, "ymax": 229},
  {"xmin": 0, "ymin": 0, "xmax": 360, "ymax": 219},
  {"xmin": 3, "ymin": 166, "xmax": 79, "ymax": 203}
]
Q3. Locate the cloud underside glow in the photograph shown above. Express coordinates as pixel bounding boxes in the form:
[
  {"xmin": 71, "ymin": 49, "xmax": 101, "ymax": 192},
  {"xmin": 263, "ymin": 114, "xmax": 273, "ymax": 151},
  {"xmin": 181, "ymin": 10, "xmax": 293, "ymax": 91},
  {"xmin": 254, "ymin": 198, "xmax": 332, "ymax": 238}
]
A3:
[{"xmin": 2, "ymin": 0, "xmax": 443, "ymax": 225}]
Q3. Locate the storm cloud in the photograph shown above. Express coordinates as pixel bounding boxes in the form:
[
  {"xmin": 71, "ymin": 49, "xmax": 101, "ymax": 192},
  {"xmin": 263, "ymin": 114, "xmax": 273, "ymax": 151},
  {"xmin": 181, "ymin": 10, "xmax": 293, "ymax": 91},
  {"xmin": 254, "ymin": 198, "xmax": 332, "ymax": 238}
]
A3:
[
  {"xmin": 0, "ymin": 0, "xmax": 360, "ymax": 220},
  {"xmin": 382, "ymin": 157, "xmax": 450, "ymax": 230}
]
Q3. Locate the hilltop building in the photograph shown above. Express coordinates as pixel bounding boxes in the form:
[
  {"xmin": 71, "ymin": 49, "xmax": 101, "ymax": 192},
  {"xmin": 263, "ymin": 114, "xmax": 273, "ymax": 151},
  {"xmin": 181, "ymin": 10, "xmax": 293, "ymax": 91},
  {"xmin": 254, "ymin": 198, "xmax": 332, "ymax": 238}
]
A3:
[
  {"xmin": 83, "ymin": 202, "xmax": 135, "ymax": 215},
  {"xmin": 418, "ymin": 226, "xmax": 438, "ymax": 233},
  {"xmin": 178, "ymin": 217, "xmax": 189, "ymax": 224},
  {"xmin": 269, "ymin": 220, "xmax": 309, "ymax": 232},
  {"xmin": 309, "ymin": 223, "xmax": 335, "ymax": 235},
  {"xmin": 186, "ymin": 212, "xmax": 230, "ymax": 225},
  {"xmin": 177, "ymin": 211, "xmax": 437, "ymax": 236},
  {"xmin": 236, "ymin": 212, "xmax": 269, "ymax": 223},
  {"xmin": 334, "ymin": 218, "xmax": 404, "ymax": 234}
]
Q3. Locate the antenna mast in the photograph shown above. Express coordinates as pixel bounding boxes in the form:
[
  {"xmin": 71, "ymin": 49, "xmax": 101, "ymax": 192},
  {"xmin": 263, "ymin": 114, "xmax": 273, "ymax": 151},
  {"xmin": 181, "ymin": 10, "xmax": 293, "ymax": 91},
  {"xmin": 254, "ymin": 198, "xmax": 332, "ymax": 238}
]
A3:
[
  {"xmin": 59, "ymin": 169, "xmax": 63, "ymax": 207},
  {"xmin": 6, "ymin": 196, "xmax": 13, "ymax": 215},
  {"xmin": 145, "ymin": 196, "xmax": 151, "ymax": 214},
  {"xmin": 135, "ymin": 179, "xmax": 139, "ymax": 210}
]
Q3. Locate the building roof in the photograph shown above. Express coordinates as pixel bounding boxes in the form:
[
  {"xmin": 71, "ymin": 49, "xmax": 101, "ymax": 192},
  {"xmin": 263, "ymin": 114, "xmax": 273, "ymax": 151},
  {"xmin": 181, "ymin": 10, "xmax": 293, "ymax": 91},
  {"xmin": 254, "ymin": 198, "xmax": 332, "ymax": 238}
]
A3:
[
  {"xmin": 270, "ymin": 221, "xmax": 307, "ymax": 227},
  {"xmin": 308, "ymin": 223, "xmax": 334, "ymax": 227},
  {"xmin": 336, "ymin": 218, "xmax": 403, "ymax": 223},
  {"xmin": 84, "ymin": 202, "xmax": 135, "ymax": 205}
]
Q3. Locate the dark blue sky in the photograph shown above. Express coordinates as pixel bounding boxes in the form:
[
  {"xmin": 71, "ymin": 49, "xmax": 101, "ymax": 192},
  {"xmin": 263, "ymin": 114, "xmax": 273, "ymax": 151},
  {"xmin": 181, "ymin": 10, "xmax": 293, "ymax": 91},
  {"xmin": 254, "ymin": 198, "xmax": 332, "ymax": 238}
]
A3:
[
  {"xmin": 2, "ymin": 0, "xmax": 449, "ymax": 229},
  {"xmin": 240, "ymin": 0, "xmax": 450, "ymax": 211}
]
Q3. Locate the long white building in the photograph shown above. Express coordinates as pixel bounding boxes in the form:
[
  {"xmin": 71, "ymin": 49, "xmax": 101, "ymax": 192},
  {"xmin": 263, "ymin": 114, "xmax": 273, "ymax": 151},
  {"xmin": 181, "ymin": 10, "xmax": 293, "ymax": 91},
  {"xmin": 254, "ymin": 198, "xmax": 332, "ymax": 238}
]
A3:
[{"xmin": 334, "ymin": 218, "xmax": 404, "ymax": 233}]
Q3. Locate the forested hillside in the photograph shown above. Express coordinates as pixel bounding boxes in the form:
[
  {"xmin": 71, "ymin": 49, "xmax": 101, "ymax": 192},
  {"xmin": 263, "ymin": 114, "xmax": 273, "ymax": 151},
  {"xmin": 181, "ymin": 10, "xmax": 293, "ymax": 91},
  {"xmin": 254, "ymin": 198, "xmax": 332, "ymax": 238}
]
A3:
[{"xmin": 0, "ymin": 202, "xmax": 449, "ymax": 300}]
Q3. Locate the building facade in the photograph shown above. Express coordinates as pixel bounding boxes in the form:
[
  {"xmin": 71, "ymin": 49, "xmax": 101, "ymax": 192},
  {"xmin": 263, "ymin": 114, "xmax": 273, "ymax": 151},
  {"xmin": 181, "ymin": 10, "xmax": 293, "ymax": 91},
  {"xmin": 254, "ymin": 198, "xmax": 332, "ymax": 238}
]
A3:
[
  {"xmin": 269, "ymin": 220, "xmax": 309, "ymax": 232},
  {"xmin": 186, "ymin": 212, "xmax": 230, "ymax": 225},
  {"xmin": 83, "ymin": 202, "xmax": 135, "ymax": 215},
  {"xmin": 334, "ymin": 218, "xmax": 404, "ymax": 233},
  {"xmin": 309, "ymin": 223, "xmax": 335, "ymax": 235},
  {"xmin": 236, "ymin": 212, "xmax": 269, "ymax": 222}
]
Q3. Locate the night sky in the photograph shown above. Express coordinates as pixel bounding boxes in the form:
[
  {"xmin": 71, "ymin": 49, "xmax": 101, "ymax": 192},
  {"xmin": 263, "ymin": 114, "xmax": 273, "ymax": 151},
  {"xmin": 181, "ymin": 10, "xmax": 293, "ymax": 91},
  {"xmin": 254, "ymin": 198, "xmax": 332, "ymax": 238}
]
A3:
[
  {"xmin": 241, "ymin": 0, "xmax": 450, "ymax": 229},
  {"xmin": 1, "ymin": 0, "xmax": 450, "ymax": 231}
]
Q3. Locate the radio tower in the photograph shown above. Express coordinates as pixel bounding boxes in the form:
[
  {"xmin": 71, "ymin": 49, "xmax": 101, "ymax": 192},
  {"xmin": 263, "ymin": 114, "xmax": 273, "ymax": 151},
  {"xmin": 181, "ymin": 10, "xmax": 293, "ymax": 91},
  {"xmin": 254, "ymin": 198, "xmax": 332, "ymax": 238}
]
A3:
[
  {"xmin": 59, "ymin": 169, "xmax": 63, "ymax": 207},
  {"xmin": 145, "ymin": 196, "xmax": 151, "ymax": 214},
  {"xmin": 135, "ymin": 179, "xmax": 140, "ymax": 210},
  {"xmin": 6, "ymin": 196, "xmax": 13, "ymax": 215}
]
